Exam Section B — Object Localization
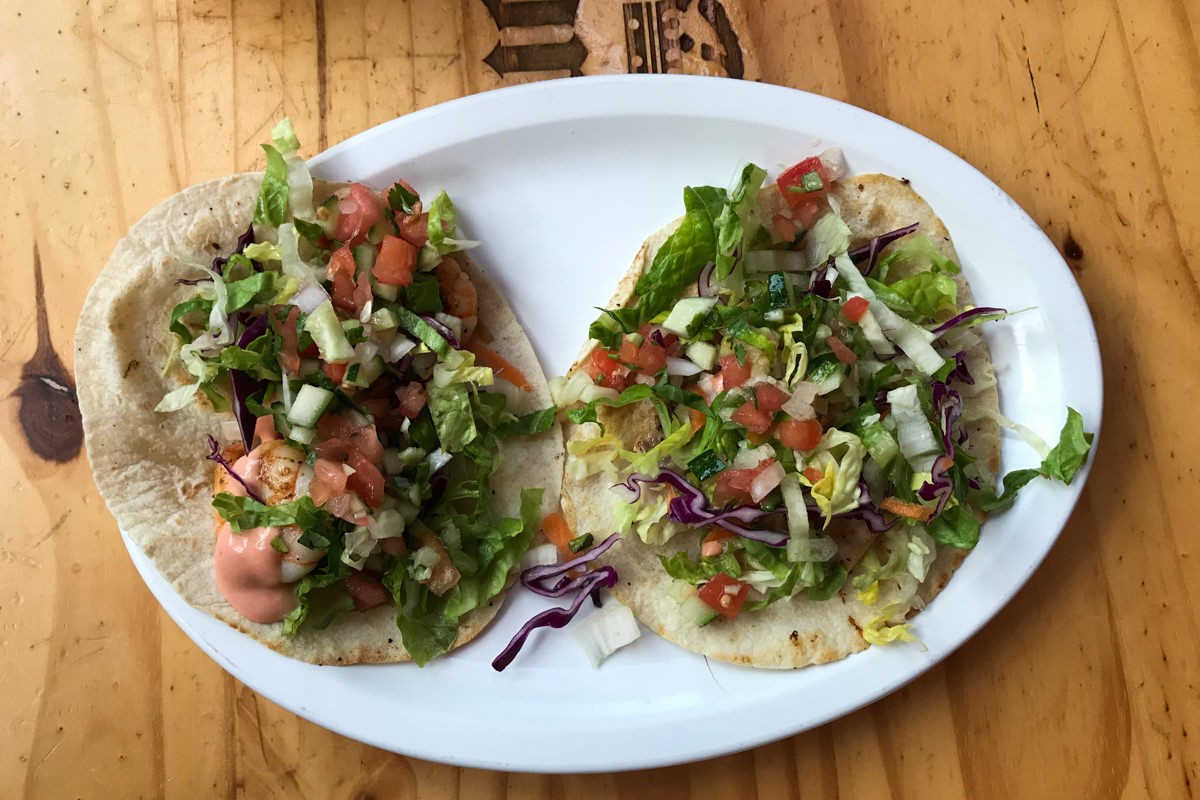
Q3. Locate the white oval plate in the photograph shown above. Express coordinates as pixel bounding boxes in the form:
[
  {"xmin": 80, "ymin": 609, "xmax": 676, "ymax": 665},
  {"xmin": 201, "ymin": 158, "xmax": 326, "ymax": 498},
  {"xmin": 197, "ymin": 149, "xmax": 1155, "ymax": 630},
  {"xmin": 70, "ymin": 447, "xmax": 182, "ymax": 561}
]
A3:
[{"xmin": 124, "ymin": 75, "xmax": 1101, "ymax": 773}]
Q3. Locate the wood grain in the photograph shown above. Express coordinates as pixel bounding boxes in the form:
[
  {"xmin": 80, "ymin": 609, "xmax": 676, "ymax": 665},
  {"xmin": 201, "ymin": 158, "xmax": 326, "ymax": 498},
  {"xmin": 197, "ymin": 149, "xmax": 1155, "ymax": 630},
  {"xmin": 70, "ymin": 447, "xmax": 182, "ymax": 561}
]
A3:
[{"xmin": 3, "ymin": 0, "xmax": 1197, "ymax": 797}]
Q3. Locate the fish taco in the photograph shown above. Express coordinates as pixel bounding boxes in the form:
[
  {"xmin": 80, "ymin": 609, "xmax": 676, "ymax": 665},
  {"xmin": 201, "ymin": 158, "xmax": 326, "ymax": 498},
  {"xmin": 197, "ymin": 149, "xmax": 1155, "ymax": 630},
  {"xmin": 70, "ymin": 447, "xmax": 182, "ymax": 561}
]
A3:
[
  {"xmin": 77, "ymin": 121, "xmax": 563, "ymax": 665},
  {"xmin": 555, "ymin": 153, "xmax": 1092, "ymax": 668}
]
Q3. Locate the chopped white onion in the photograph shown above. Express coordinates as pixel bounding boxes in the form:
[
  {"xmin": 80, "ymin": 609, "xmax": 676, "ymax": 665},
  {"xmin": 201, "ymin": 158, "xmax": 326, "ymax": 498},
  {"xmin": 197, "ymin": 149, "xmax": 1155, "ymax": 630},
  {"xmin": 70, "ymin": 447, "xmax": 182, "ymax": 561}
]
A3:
[
  {"xmin": 520, "ymin": 543, "xmax": 560, "ymax": 571},
  {"xmin": 290, "ymin": 276, "xmax": 329, "ymax": 313},
  {"xmin": 579, "ymin": 383, "xmax": 620, "ymax": 404},
  {"xmin": 733, "ymin": 443, "xmax": 775, "ymax": 470},
  {"xmin": 749, "ymin": 460, "xmax": 786, "ymax": 503},
  {"xmin": 782, "ymin": 381, "xmax": 819, "ymax": 421},
  {"xmin": 279, "ymin": 365, "xmax": 293, "ymax": 414},
  {"xmin": 426, "ymin": 448, "xmax": 454, "ymax": 473},
  {"xmin": 572, "ymin": 600, "xmax": 641, "ymax": 667},
  {"xmin": 818, "ymin": 147, "xmax": 848, "ymax": 180},
  {"xmin": 666, "ymin": 356, "xmax": 703, "ymax": 377},
  {"xmin": 387, "ymin": 336, "xmax": 417, "ymax": 364}
]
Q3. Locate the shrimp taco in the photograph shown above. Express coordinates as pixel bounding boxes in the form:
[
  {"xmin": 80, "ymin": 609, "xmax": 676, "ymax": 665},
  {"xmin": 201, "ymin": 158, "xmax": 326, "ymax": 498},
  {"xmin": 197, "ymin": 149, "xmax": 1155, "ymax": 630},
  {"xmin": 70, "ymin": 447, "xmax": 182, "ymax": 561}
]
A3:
[
  {"xmin": 554, "ymin": 153, "xmax": 1092, "ymax": 668},
  {"xmin": 77, "ymin": 121, "xmax": 563, "ymax": 665}
]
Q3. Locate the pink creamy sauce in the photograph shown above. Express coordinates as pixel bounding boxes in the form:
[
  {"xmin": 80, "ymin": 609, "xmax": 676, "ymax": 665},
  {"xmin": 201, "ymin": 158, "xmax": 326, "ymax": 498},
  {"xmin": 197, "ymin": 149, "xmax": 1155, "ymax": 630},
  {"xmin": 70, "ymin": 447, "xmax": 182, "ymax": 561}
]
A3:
[{"xmin": 212, "ymin": 448, "xmax": 297, "ymax": 623}]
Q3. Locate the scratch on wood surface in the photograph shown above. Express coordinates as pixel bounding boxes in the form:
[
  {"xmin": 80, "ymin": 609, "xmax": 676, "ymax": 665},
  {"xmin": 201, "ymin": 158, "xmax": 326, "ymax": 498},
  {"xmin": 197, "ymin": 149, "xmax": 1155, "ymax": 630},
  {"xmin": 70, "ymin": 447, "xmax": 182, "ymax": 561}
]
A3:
[
  {"xmin": 1075, "ymin": 21, "xmax": 1111, "ymax": 96},
  {"xmin": 315, "ymin": 0, "xmax": 327, "ymax": 151},
  {"xmin": 29, "ymin": 511, "xmax": 71, "ymax": 549},
  {"xmin": 30, "ymin": 736, "xmax": 63, "ymax": 778},
  {"xmin": 1025, "ymin": 57, "xmax": 1040, "ymax": 113}
]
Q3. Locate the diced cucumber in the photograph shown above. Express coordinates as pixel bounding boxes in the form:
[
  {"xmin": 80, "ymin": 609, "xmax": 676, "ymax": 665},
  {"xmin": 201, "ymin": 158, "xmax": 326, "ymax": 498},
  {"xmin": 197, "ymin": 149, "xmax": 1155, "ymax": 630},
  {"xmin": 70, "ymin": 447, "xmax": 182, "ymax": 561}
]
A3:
[
  {"xmin": 345, "ymin": 355, "xmax": 385, "ymax": 389},
  {"xmin": 288, "ymin": 425, "xmax": 316, "ymax": 445},
  {"xmin": 373, "ymin": 281, "xmax": 399, "ymax": 302},
  {"xmin": 303, "ymin": 300, "xmax": 355, "ymax": 363},
  {"xmin": 298, "ymin": 358, "xmax": 321, "ymax": 377},
  {"xmin": 685, "ymin": 341, "xmax": 717, "ymax": 371},
  {"xmin": 667, "ymin": 579, "xmax": 698, "ymax": 604},
  {"xmin": 287, "ymin": 384, "xmax": 334, "ymax": 428},
  {"xmin": 680, "ymin": 594, "xmax": 719, "ymax": 627},
  {"xmin": 370, "ymin": 307, "xmax": 401, "ymax": 331},
  {"xmin": 353, "ymin": 244, "xmax": 376, "ymax": 276},
  {"xmin": 661, "ymin": 297, "xmax": 717, "ymax": 337}
]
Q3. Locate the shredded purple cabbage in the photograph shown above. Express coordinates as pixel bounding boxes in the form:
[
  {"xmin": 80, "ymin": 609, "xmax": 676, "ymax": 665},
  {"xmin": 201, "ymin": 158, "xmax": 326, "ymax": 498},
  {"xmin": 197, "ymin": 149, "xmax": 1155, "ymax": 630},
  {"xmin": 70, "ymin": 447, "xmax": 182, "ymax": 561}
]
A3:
[
  {"xmin": 420, "ymin": 314, "xmax": 460, "ymax": 349},
  {"xmin": 647, "ymin": 327, "xmax": 667, "ymax": 348},
  {"xmin": 945, "ymin": 351, "xmax": 974, "ymax": 385},
  {"xmin": 206, "ymin": 435, "xmax": 264, "ymax": 504},
  {"xmin": 930, "ymin": 306, "xmax": 1007, "ymax": 336},
  {"xmin": 492, "ymin": 566, "xmax": 618, "ymax": 671},
  {"xmin": 230, "ymin": 314, "xmax": 269, "ymax": 452},
  {"xmin": 616, "ymin": 471, "xmax": 787, "ymax": 546},
  {"xmin": 175, "ymin": 276, "xmax": 212, "ymax": 287},
  {"xmin": 212, "ymin": 224, "xmax": 259, "ymax": 274},
  {"xmin": 848, "ymin": 222, "xmax": 920, "ymax": 277},
  {"xmin": 915, "ymin": 382, "xmax": 966, "ymax": 517},
  {"xmin": 696, "ymin": 261, "xmax": 718, "ymax": 297},
  {"xmin": 809, "ymin": 262, "xmax": 835, "ymax": 298},
  {"xmin": 840, "ymin": 479, "xmax": 897, "ymax": 533},
  {"xmin": 521, "ymin": 533, "xmax": 620, "ymax": 597}
]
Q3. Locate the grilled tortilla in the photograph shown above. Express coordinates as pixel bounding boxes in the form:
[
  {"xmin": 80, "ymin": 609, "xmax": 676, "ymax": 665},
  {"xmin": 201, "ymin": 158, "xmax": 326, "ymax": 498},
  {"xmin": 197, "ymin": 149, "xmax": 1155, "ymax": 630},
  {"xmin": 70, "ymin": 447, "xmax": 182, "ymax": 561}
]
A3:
[{"xmin": 77, "ymin": 174, "xmax": 563, "ymax": 664}]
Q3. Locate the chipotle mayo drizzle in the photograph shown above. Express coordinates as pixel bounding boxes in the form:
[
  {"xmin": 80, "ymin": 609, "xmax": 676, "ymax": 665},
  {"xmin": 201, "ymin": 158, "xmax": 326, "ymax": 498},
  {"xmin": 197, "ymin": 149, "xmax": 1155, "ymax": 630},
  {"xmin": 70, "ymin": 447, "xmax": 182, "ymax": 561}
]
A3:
[{"xmin": 212, "ymin": 449, "xmax": 297, "ymax": 623}]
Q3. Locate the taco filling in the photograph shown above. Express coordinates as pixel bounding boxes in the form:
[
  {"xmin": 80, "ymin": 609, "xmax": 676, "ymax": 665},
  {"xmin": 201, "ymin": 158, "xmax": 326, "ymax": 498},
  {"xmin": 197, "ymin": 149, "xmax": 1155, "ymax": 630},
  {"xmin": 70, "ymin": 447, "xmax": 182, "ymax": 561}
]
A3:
[
  {"xmin": 556, "ymin": 153, "xmax": 1092, "ymax": 667},
  {"xmin": 78, "ymin": 120, "xmax": 562, "ymax": 666}
]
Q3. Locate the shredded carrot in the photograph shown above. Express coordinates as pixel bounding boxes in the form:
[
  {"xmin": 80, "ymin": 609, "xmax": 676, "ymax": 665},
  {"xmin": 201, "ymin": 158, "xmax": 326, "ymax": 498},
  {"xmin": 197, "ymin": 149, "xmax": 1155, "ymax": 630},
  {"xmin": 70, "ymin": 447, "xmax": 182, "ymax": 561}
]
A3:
[
  {"xmin": 879, "ymin": 497, "xmax": 934, "ymax": 522},
  {"xmin": 541, "ymin": 511, "xmax": 579, "ymax": 560},
  {"xmin": 688, "ymin": 407, "xmax": 707, "ymax": 433},
  {"xmin": 466, "ymin": 340, "xmax": 532, "ymax": 391}
]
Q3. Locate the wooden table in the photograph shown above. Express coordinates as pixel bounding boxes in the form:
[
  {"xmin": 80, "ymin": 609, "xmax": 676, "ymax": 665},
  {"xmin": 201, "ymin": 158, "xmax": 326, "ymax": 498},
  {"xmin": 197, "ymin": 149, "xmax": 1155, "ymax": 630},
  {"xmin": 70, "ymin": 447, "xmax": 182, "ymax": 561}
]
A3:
[{"xmin": 3, "ymin": 1, "xmax": 1196, "ymax": 797}]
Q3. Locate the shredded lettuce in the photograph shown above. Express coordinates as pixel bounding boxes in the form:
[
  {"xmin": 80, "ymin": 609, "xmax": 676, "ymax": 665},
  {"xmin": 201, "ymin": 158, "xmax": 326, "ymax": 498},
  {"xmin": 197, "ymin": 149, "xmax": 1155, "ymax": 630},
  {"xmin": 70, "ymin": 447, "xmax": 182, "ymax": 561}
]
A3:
[
  {"xmin": 432, "ymin": 348, "xmax": 494, "ymax": 389},
  {"xmin": 803, "ymin": 211, "xmax": 852, "ymax": 267},
  {"xmin": 801, "ymin": 429, "xmax": 866, "ymax": 523}
]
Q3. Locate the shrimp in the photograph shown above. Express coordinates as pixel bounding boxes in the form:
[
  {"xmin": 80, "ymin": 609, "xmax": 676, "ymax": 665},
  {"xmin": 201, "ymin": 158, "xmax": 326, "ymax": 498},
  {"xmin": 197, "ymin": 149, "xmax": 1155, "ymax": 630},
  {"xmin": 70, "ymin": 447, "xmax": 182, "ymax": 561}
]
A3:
[
  {"xmin": 253, "ymin": 439, "xmax": 307, "ymax": 506},
  {"xmin": 434, "ymin": 257, "xmax": 478, "ymax": 342},
  {"xmin": 278, "ymin": 525, "xmax": 325, "ymax": 582}
]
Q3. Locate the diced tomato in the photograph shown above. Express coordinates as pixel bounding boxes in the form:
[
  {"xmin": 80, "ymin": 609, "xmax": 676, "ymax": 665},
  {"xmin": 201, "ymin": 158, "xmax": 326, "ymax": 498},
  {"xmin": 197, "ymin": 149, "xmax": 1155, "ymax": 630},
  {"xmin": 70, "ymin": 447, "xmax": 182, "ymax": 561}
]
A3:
[
  {"xmin": 719, "ymin": 353, "xmax": 752, "ymax": 388},
  {"xmin": 333, "ymin": 183, "xmax": 383, "ymax": 246},
  {"xmin": 794, "ymin": 200, "xmax": 824, "ymax": 229},
  {"xmin": 380, "ymin": 537, "xmax": 408, "ymax": 557},
  {"xmin": 826, "ymin": 335, "xmax": 857, "ymax": 365},
  {"xmin": 328, "ymin": 245, "xmax": 356, "ymax": 278},
  {"xmin": 802, "ymin": 466, "xmax": 824, "ymax": 483},
  {"xmin": 617, "ymin": 335, "xmax": 667, "ymax": 374},
  {"xmin": 316, "ymin": 413, "xmax": 385, "ymax": 465},
  {"xmin": 345, "ymin": 449, "xmax": 384, "ymax": 509},
  {"xmin": 353, "ymin": 271, "xmax": 373, "ymax": 313},
  {"xmin": 841, "ymin": 296, "xmax": 870, "ymax": 324},
  {"xmin": 700, "ymin": 527, "xmax": 734, "ymax": 558},
  {"xmin": 732, "ymin": 401, "xmax": 772, "ymax": 434},
  {"xmin": 395, "ymin": 212, "xmax": 429, "ymax": 248},
  {"xmin": 712, "ymin": 458, "xmax": 776, "ymax": 507},
  {"xmin": 322, "ymin": 361, "xmax": 348, "ymax": 384},
  {"xmin": 273, "ymin": 306, "xmax": 302, "ymax": 374},
  {"xmin": 697, "ymin": 572, "xmax": 750, "ymax": 619},
  {"xmin": 395, "ymin": 382, "xmax": 428, "ymax": 419},
  {"xmin": 754, "ymin": 383, "xmax": 790, "ymax": 415},
  {"xmin": 582, "ymin": 346, "xmax": 630, "ymax": 391},
  {"xmin": 777, "ymin": 156, "xmax": 830, "ymax": 206},
  {"xmin": 373, "ymin": 235, "xmax": 418, "ymax": 286},
  {"xmin": 309, "ymin": 457, "xmax": 348, "ymax": 506},
  {"xmin": 331, "ymin": 269, "xmax": 357, "ymax": 313},
  {"xmin": 779, "ymin": 418, "xmax": 823, "ymax": 452},
  {"xmin": 344, "ymin": 570, "xmax": 391, "ymax": 611},
  {"xmin": 772, "ymin": 213, "xmax": 800, "ymax": 244},
  {"xmin": 324, "ymin": 492, "xmax": 367, "ymax": 525}
]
